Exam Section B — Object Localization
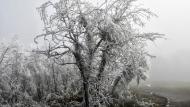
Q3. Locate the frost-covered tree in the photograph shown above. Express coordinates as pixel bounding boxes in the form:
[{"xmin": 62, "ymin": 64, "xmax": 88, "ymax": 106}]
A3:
[{"xmin": 35, "ymin": 0, "xmax": 163, "ymax": 106}]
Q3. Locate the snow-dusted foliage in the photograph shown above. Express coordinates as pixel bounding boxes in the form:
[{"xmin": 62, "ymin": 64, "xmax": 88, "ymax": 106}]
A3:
[
  {"xmin": 0, "ymin": 42, "xmax": 81, "ymax": 106},
  {"xmin": 33, "ymin": 0, "xmax": 163, "ymax": 106},
  {"xmin": 0, "ymin": 0, "xmax": 163, "ymax": 107}
]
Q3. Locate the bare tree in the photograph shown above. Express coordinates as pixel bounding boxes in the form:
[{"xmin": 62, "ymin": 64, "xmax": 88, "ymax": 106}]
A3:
[{"xmin": 35, "ymin": 0, "xmax": 163, "ymax": 106}]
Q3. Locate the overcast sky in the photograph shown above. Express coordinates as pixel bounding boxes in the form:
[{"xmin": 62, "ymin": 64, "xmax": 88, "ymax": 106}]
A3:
[{"xmin": 0, "ymin": 0, "xmax": 190, "ymax": 82}]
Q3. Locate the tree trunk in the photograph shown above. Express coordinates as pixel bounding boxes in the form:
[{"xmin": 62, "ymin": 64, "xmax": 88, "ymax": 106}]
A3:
[
  {"xmin": 83, "ymin": 77, "xmax": 90, "ymax": 107},
  {"xmin": 111, "ymin": 67, "xmax": 134, "ymax": 95},
  {"xmin": 79, "ymin": 67, "xmax": 90, "ymax": 107},
  {"xmin": 111, "ymin": 75, "xmax": 121, "ymax": 95},
  {"xmin": 52, "ymin": 63, "xmax": 58, "ymax": 93},
  {"xmin": 74, "ymin": 51, "xmax": 90, "ymax": 107}
]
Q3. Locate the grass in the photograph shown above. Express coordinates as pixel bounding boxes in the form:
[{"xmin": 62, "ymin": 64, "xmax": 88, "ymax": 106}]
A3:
[{"xmin": 131, "ymin": 81, "xmax": 190, "ymax": 107}]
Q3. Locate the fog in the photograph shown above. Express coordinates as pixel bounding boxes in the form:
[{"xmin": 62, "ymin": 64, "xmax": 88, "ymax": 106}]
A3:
[
  {"xmin": 142, "ymin": 0, "xmax": 190, "ymax": 82},
  {"xmin": 0, "ymin": 0, "xmax": 190, "ymax": 82}
]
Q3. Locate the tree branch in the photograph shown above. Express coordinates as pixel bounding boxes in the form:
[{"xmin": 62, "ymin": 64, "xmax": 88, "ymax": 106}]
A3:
[{"xmin": 0, "ymin": 47, "xmax": 9, "ymax": 65}]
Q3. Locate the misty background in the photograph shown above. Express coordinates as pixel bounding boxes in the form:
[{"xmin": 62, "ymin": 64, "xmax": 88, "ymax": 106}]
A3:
[{"xmin": 0, "ymin": 0, "xmax": 190, "ymax": 82}]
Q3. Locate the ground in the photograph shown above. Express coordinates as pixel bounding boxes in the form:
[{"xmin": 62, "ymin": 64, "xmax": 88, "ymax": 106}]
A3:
[{"xmin": 133, "ymin": 81, "xmax": 190, "ymax": 107}]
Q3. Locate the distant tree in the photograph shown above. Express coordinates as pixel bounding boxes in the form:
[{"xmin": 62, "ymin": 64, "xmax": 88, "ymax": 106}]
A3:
[
  {"xmin": 35, "ymin": 0, "xmax": 163, "ymax": 106},
  {"xmin": 0, "ymin": 42, "xmax": 32, "ymax": 106}
]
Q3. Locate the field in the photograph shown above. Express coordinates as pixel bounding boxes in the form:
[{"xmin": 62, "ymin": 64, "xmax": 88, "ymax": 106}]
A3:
[{"xmin": 134, "ymin": 81, "xmax": 190, "ymax": 107}]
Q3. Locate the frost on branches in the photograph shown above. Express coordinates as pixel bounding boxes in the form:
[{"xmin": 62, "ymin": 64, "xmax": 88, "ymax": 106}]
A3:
[{"xmin": 34, "ymin": 0, "xmax": 164, "ymax": 106}]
